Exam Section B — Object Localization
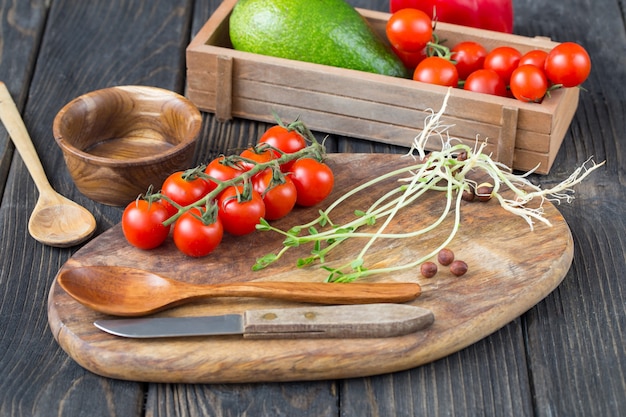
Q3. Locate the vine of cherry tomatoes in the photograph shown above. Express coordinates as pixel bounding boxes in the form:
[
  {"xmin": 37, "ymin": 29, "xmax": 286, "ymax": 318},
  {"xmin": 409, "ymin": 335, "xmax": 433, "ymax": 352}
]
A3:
[
  {"xmin": 121, "ymin": 119, "xmax": 334, "ymax": 257},
  {"xmin": 386, "ymin": 8, "xmax": 591, "ymax": 102}
]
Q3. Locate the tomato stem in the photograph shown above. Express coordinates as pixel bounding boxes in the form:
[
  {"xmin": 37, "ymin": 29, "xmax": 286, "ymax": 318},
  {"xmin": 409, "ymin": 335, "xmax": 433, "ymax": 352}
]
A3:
[{"xmin": 155, "ymin": 133, "xmax": 327, "ymax": 227}]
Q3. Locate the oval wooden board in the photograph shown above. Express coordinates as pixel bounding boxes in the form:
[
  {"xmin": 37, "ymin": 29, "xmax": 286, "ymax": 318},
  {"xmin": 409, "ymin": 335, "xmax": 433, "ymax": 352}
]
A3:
[{"xmin": 47, "ymin": 153, "xmax": 573, "ymax": 383}]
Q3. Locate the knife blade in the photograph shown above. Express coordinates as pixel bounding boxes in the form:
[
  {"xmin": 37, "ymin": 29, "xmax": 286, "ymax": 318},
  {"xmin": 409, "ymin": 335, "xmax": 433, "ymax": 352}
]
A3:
[{"xmin": 94, "ymin": 303, "xmax": 434, "ymax": 339}]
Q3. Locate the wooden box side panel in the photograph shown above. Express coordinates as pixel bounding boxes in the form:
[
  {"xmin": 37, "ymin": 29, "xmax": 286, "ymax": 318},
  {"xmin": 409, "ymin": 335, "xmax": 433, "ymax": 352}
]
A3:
[{"xmin": 513, "ymin": 149, "xmax": 551, "ymax": 174}]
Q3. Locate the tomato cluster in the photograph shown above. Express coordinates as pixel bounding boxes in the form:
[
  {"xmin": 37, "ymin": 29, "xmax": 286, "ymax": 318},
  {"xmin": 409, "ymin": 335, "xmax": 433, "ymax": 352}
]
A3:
[
  {"xmin": 121, "ymin": 122, "xmax": 334, "ymax": 257},
  {"xmin": 386, "ymin": 9, "xmax": 591, "ymax": 102}
]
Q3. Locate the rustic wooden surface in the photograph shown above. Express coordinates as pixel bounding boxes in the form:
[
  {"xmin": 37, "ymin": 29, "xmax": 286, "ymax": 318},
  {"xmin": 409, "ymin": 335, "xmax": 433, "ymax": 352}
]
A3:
[
  {"xmin": 47, "ymin": 153, "xmax": 573, "ymax": 383},
  {"xmin": 0, "ymin": 0, "xmax": 624, "ymax": 416}
]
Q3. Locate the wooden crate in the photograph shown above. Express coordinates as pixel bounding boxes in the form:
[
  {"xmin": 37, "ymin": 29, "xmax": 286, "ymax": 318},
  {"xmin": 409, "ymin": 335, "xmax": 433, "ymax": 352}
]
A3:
[{"xmin": 186, "ymin": 0, "xmax": 580, "ymax": 174}]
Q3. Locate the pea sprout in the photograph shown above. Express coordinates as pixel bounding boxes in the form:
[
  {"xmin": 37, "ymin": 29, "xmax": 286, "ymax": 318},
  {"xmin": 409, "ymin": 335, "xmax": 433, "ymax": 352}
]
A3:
[{"xmin": 254, "ymin": 89, "xmax": 605, "ymax": 282}]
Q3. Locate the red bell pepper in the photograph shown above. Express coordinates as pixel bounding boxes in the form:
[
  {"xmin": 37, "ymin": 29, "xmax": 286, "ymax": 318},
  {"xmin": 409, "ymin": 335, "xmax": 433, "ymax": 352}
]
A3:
[{"xmin": 390, "ymin": 0, "xmax": 514, "ymax": 33}]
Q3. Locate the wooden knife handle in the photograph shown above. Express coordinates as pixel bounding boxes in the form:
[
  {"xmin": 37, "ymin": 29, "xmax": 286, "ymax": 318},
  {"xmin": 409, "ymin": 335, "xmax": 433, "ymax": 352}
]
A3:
[{"xmin": 242, "ymin": 303, "xmax": 434, "ymax": 339}]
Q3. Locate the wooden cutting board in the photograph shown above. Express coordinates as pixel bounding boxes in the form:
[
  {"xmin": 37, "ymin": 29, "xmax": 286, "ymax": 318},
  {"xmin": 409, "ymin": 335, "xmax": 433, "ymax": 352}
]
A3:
[{"xmin": 47, "ymin": 153, "xmax": 574, "ymax": 383}]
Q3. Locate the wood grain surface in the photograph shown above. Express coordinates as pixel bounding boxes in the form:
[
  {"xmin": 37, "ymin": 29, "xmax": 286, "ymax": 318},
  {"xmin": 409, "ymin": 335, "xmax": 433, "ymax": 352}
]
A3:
[
  {"xmin": 2, "ymin": 0, "xmax": 624, "ymax": 415},
  {"xmin": 48, "ymin": 153, "xmax": 574, "ymax": 383}
]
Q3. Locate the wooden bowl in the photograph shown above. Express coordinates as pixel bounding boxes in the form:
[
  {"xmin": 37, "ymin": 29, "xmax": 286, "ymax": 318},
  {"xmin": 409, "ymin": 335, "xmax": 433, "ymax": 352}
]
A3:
[{"xmin": 53, "ymin": 86, "xmax": 202, "ymax": 206}]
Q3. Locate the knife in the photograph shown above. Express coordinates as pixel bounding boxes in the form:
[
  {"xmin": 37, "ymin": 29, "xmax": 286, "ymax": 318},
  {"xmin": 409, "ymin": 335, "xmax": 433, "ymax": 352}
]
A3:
[{"xmin": 94, "ymin": 303, "xmax": 434, "ymax": 339}]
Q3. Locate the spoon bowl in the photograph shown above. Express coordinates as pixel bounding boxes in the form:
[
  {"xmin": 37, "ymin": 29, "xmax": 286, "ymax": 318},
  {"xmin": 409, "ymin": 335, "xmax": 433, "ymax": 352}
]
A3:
[
  {"xmin": 0, "ymin": 82, "xmax": 96, "ymax": 247},
  {"xmin": 57, "ymin": 265, "xmax": 423, "ymax": 316}
]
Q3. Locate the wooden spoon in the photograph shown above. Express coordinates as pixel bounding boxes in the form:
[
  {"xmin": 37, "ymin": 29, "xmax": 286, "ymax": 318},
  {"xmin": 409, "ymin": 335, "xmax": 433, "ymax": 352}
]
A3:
[
  {"xmin": 0, "ymin": 82, "xmax": 96, "ymax": 247},
  {"xmin": 57, "ymin": 265, "xmax": 422, "ymax": 316}
]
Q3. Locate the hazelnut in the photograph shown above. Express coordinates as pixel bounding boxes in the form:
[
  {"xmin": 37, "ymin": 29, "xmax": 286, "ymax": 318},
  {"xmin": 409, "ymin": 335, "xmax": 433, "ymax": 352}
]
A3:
[
  {"xmin": 461, "ymin": 187, "xmax": 475, "ymax": 202},
  {"xmin": 420, "ymin": 261, "xmax": 438, "ymax": 278},
  {"xmin": 450, "ymin": 260, "xmax": 469, "ymax": 276},
  {"xmin": 437, "ymin": 248, "xmax": 455, "ymax": 266},
  {"xmin": 475, "ymin": 182, "xmax": 494, "ymax": 202}
]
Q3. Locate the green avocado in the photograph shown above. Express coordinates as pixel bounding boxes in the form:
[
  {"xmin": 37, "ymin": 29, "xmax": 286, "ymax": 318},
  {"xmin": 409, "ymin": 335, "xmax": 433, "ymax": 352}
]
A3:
[{"xmin": 229, "ymin": 0, "xmax": 409, "ymax": 78}]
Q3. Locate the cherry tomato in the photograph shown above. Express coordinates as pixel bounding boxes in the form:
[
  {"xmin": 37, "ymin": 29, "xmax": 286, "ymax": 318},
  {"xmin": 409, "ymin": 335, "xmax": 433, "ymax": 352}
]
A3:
[
  {"xmin": 122, "ymin": 199, "xmax": 170, "ymax": 250},
  {"xmin": 204, "ymin": 156, "xmax": 244, "ymax": 191},
  {"xmin": 239, "ymin": 146, "xmax": 275, "ymax": 171},
  {"xmin": 544, "ymin": 42, "xmax": 591, "ymax": 87},
  {"xmin": 258, "ymin": 125, "xmax": 307, "ymax": 171},
  {"xmin": 509, "ymin": 65, "xmax": 549, "ymax": 102},
  {"xmin": 160, "ymin": 171, "xmax": 212, "ymax": 217},
  {"xmin": 218, "ymin": 186, "xmax": 266, "ymax": 235},
  {"xmin": 252, "ymin": 169, "xmax": 298, "ymax": 220},
  {"xmin": 413, "ymin": 57, "xmax": 459, "ymax": 87},
  {"xmin": 173, "ymin": 208, "xmax": 223, "ymax": 257},
  {"xmin": 391, "ymin": 44, "xmax": 427, "ymax": 70},
  {"xmin": 289, "ymin": 158, "xmax": 334, "ymax": 207},
  {"xmin": 464, "ymin": 69, "xmax": 508, "ymax": 97},
  {"xmin": 451, "ymin": 41, "xmax": 487, "ymax": 80},
  {"xmin": 483, "ymin": 46, "xmax": 522, "ymax": 84},
  {"xmin": 519, "ymin": 49, "xmax": 549, "ymax": 69},
  {"xmin": 386, "ymin": 8, "xmax": 433, "ymax": 53}
]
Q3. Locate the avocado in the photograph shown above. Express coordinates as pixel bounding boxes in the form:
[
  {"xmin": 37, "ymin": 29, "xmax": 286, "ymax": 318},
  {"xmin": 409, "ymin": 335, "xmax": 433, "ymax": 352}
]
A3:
[{"xmin": 229, "ymin": 0, "xmax": 409, "ymax": 78}]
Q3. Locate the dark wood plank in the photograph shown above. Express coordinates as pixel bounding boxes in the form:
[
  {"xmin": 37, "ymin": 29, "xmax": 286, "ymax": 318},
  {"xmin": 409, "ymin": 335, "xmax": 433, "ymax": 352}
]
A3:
[
  {"xmin": 0, "ymin": 0, "xmax": 47, "ymax": 198},
  {"xmin": 515, "ymin": 0, "xmax": 626, "ymax": 416},
  {"xmin": 0, "ymin": 0, "xmax": 623, "ymax": 415},
  {"xmin": 341, "ymin": 320, "xmax": 532, "ymax": 416},
  {"xmin": 0, "ymin": 0, "xmax": 195, "ymax": 415},
  {"xmin": 146, "ymin": 382, "xmax": 339, "ymax": 416}
]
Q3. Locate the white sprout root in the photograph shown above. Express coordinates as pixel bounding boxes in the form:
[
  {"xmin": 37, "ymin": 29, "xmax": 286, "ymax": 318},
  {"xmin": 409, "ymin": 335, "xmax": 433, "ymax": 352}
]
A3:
[
  {"xmin": 407, "ymin": 89, "xmax": 605, "ymax": 231},
  {"xmin": 254, "ymin": 89, "xmax": 605, "ymax": 282}
]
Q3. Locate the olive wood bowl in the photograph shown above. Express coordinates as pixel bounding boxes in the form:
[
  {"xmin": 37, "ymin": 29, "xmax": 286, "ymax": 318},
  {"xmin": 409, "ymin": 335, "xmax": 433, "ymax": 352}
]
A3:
[{"xmin": 53, "ymin": 86, "xmax": 202, "ymax": 206}]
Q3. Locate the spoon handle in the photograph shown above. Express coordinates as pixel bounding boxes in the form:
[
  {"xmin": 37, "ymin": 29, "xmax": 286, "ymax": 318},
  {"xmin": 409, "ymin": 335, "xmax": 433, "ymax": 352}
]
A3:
[
  {"xmin": 0, "ymin": 82, "xmax": 53, "ymax": 195},
  {"xmin": 194, "ymin": 281, "xmax": 422, "ymax": 304}
]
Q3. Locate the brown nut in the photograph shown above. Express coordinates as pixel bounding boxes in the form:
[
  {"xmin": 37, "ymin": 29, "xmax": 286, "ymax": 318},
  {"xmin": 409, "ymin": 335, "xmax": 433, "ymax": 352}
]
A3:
[
  {"xmin": 420, "ymin": 261, "xmax": 438, "ymax": 278},
  {"xmin": 455, "ymin": 150, "xmax": 468, "ymax": 161},
  {"xmin": 450, "ymin": 260, "xmax": 469, "ymax": 276},
  {"xmin": 475, "ymin": 182, "xmax": 494, "ymax": 202},
  {"xmin": 462, "ymin": 187, "xmax": 475, "ymax": 202},
  {"xmin": 437, "ymin": 248, "xmax": 455, "ymax": 266}
]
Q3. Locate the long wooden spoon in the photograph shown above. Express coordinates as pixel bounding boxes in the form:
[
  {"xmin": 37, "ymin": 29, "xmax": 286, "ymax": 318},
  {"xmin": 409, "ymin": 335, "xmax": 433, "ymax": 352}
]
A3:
[
  {"xmin": 0, "ymin": 82, "xmax": 96, "ymax": 247},
  {"xmin": 57, "ymin": 265, "xmax": 422, "ymax": 316}
]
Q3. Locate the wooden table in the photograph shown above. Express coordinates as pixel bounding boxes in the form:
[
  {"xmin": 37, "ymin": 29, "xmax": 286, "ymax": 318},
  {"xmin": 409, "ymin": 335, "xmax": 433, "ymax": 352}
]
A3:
[{"xmin": 0, "ymin": 0, "xmax": 623, "ymax": 415}]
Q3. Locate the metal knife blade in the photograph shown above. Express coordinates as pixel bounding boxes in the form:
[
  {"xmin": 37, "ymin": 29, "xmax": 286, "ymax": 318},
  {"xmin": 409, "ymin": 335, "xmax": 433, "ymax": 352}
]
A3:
[{"xmin": 94, "ymin": 303, "xmax": 434, "ymax": 339}]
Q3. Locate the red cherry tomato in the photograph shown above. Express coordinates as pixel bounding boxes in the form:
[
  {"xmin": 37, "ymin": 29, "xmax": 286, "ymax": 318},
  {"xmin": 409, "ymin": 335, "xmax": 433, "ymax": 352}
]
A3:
[
  {"xmin": 451, "ymin": 41, "xmax": 487, "ymax": 80},
  {"xmin": 173, "ymin": 208, "xmax": 223, "ymax": 257},
  {"xmin": 509, "ymin": 65, "xmax": 549, "ymax": 102},
  {"xmin": 239, "ymin": 146, "xmax": 275, "ymax": 171},
  {"xmin": 386, "ymin": 8, "xmax": 433, "ymax": 53},
  {"xmin": 289, "ymin": 158, "xmax": 334, "ymax": 207},
  {"xmin": 204, "ymin": 156, "xmax": 244, "ymax": 191},
  {"xmin": 121, "ymin": 199, "xmax": 170, "ymax": 250},
  {"xmin": 464, "ymin": 69, "xmax": 508, "ymax": 97},
  {"xmin": 484, "ymin": 46, "xmax": 522, "ymax": 84},
  {"xmin": 391, "ymin": 44, "xmax": 427, "ymax": 70},
  {"xmin": 413, "ymin": 57, "xmax": 459, "ymax": 87},
  {"xmin": 160, "ymin": 171, "xmax": 212, "ymax": 216},
  {"xmin": 258, "ymin": 125, "xmax": 307, "ymax": 171},
  {"xmin": 544, "ymin": 42, "xmax": 591, "ymax": 87},
  {"xmin": 218, "ymin": 186, "xmax": 266, "ymax": 235},
  {"xmin": 252, "ymin": 169, "xmax": 298, "ymax": 220},
  {"xmin": 519, "ymin": 49, "xmax": 549, "ymax": 69}
]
